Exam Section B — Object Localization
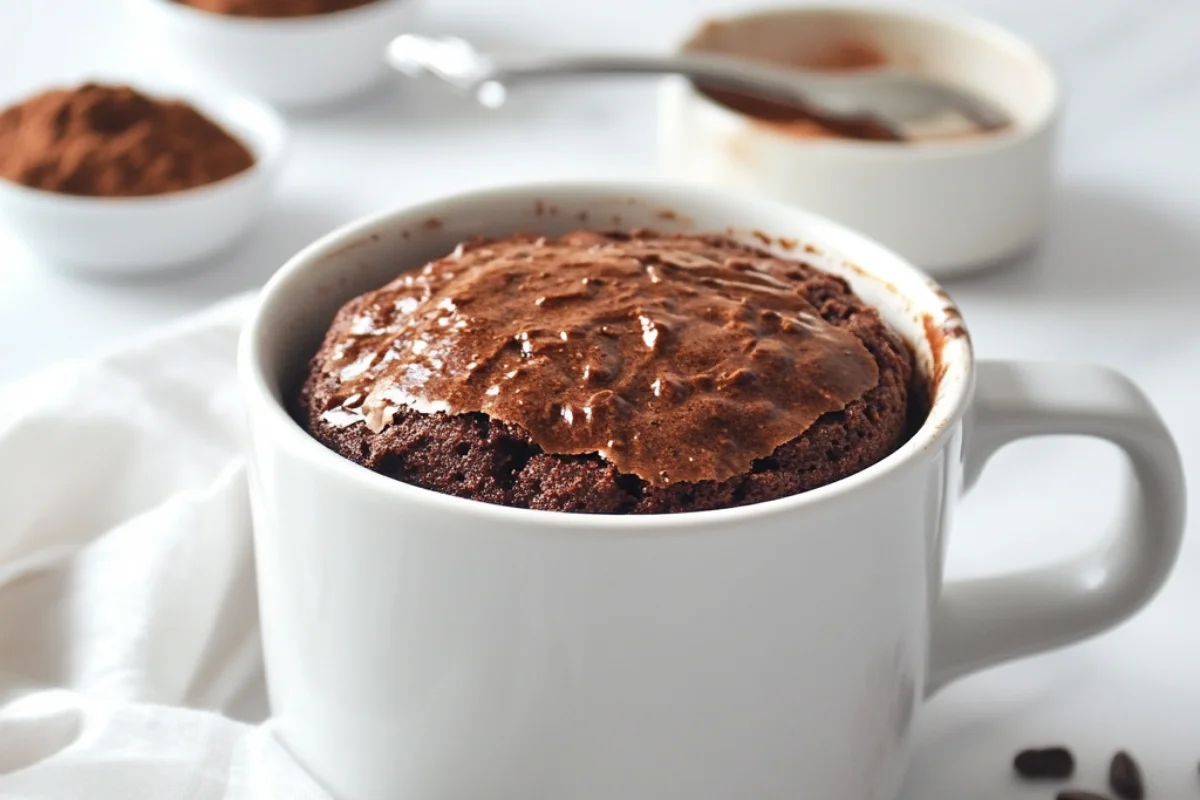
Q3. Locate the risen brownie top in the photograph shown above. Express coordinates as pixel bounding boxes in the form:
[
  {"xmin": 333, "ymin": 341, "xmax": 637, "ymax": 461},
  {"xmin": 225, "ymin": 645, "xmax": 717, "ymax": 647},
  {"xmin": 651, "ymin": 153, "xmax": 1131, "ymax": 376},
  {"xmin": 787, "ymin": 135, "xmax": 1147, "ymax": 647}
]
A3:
[{"xmin": 299, "ymin": 230, "xmax": 916, "ymax": 514}]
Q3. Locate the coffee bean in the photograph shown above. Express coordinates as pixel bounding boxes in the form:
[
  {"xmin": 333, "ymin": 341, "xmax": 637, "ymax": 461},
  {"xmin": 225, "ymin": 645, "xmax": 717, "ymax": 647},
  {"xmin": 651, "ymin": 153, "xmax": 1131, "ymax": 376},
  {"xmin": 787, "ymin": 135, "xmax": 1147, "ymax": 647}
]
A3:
[
  {"xmin": 1057, "ymin": 792, "xmax": 1114, "ymax": 800},
  {"xmin": 1108, "ymin": 751, "xmax": 1144, "ymax": 800},
  {"xmin": 1014, "ymin": 746, "xmax": 1075, "ymax": 779}
]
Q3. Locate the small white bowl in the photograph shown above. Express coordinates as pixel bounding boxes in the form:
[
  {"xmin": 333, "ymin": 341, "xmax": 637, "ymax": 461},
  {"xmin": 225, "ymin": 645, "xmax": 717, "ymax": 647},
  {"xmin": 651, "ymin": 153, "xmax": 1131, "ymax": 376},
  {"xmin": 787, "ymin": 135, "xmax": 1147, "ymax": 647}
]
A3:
[
  {"xmin": 659, "ymin": 5, "xmax": 1062, "ymax": 278},
  {"xmin": 0, "ymin": 84, "xmax": 287, "ymax": 277},
  {"xmin": 127, "ymin": 0, "xmax": 421, "ymax": 108}
]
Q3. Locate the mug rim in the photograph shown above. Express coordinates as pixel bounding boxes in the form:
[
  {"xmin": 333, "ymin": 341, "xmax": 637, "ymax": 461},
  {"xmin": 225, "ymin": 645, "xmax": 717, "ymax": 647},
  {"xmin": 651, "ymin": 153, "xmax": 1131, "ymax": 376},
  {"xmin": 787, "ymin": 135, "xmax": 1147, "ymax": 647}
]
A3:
[{"xmin": 239, "ymin": 180, "xmax": 974, "ymax": 531}]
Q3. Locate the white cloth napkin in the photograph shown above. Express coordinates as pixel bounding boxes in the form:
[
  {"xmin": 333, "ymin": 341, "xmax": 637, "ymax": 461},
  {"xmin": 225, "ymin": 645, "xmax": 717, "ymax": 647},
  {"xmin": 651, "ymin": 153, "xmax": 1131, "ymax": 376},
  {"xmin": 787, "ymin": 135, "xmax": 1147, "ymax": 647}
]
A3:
[{"xmin": 0, "ymin": 296, "xmax": 331, "ymax": 798}]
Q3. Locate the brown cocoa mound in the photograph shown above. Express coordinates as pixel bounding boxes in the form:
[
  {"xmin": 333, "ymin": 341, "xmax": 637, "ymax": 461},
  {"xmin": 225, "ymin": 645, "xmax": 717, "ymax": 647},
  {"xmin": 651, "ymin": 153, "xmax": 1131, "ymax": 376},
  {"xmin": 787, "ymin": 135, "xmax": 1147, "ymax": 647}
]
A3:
[
  {"xmin": 0, "ymin": 83, "xmax": 254, "ymax": 197},
  {"xmin": 172, "ymin": 0, "xmax": 381, "ymax": 17},
  {"xmin": 299, "ymin": 231, "xmax": 918, "ymax": 514}
]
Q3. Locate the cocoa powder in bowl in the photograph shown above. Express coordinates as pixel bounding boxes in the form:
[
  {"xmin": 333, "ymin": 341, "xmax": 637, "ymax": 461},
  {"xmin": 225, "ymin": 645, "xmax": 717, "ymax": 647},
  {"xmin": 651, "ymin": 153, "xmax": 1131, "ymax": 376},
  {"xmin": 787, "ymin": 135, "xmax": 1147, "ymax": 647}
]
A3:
[
  {"xmin": 171, "ymin": 0, "xmax": 381, "ymax": 17},
  {"xmin": 685, "ymin": 16, "xmax": 1004, "ymax": 142},
  {"xmin": 0, "ymin": 83, "xmax": 255, "ymax": 198}
]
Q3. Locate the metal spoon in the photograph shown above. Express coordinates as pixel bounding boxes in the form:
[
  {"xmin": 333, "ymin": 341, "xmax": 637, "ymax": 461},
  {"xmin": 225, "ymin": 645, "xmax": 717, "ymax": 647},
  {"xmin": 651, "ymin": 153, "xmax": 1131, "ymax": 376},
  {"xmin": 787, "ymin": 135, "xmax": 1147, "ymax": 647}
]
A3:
[{"xmin": 386, "ymin": 34, "xmax": 1012, "ymax": 137}]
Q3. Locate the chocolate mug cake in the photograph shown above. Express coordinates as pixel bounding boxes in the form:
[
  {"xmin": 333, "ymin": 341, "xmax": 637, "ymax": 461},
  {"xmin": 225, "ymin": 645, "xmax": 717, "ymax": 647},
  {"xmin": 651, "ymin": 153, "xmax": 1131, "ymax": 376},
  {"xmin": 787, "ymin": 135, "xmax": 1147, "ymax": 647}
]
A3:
[
  {"xmin": 299, "ymin": 229, "xmax": 916, "ymax": 513},
  {"xmin": 246, "ymin": 183, "xmax": 1184, "ymax": 800}
]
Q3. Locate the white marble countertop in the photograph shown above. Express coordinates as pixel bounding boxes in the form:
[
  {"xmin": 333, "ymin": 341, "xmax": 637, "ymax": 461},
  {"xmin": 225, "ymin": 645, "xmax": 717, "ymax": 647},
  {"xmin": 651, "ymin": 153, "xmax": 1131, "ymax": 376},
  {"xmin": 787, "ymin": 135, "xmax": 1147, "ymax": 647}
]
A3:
[{"xmin": 2, "ymin": 0, "xmax": 1199, "ymax": 797}]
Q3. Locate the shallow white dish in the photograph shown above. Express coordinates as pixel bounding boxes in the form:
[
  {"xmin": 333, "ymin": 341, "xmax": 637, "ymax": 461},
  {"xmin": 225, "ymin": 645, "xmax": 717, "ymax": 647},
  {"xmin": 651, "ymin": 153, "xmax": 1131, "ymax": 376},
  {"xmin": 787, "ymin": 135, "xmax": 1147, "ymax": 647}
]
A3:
[
  {"xmin": 126, "ymin": 0, "xmax": 422, "ymax": 108},
  {"xmin": 658, "ymin": 4, "xmax": 1062, "ymax": 277},
  {"xmin": 0, "ymin": 83, "xmax": 287, "ymax": 277}
]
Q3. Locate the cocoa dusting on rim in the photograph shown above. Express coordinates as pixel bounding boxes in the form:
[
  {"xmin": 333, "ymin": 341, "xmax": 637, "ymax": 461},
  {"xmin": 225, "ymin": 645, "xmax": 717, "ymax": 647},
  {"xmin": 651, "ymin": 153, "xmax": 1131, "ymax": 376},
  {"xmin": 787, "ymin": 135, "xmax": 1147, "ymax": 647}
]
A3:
[
  {"xmin": 319, "ymin": 231, "xmax": 382, "ymax": 264},
  {"xmin": 722, "ymin": 229, "xmax": 801, "ymax": 253},
  {"xmin": 838, "ymin": 259, "xmax": 901, "ymax": 298},
  {"xmin": 934, "ymin": 286, "xmax": 968, "ymax": 339},
  {"xmin": 922, "ymin": 302, "xmax": 968, "ymax": 392},
  {"xmin": 654, "ymin": 208, "xmax": 693, "ymax": 225},
  {"xmin": 531, "ymin": 200, "xmax": 561, "ymax": 218},
  {"xmin": 923, "ymin": 314, "xmax": 948, "ymax": 389}
]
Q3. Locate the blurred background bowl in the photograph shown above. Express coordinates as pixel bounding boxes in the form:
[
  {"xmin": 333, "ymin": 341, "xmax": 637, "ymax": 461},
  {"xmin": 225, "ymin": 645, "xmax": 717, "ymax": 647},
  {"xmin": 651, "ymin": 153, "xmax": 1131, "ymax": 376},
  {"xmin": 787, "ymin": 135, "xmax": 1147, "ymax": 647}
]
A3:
[
  {"xmin": 0, "ymin": 83, "xmax": 287, "ymax": 277},
  {"xmin": 125, "ymin": 0, "xmax": 422, "ymax": 108},
  {"xmin": 659, "ymin": 4, "xmax": 1062, "ymax": 278}
]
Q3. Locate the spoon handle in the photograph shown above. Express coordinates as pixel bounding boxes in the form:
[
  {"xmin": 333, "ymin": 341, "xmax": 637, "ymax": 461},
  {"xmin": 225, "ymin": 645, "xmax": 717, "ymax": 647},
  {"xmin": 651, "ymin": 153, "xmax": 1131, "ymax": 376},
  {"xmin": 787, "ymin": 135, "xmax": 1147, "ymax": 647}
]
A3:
[
  {"xmin": 482, "ymin": 52, "xmax": 1008, "ymax": 132},
  {"xmin": 488, "ymin": 53, "xmax": 848, "ymax": 109},
  {"xmin": 386, "ymin": 36, "xmax": 1011, "ymax": 133}
]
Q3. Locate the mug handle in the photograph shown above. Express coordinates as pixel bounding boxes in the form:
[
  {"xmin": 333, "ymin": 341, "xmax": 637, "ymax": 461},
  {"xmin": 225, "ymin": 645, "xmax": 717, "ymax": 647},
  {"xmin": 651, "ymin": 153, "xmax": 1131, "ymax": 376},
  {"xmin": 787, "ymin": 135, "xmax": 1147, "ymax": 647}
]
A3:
[{"xmin": 927, "ymin": 361, "xmax": 1186, "ymax": 693}]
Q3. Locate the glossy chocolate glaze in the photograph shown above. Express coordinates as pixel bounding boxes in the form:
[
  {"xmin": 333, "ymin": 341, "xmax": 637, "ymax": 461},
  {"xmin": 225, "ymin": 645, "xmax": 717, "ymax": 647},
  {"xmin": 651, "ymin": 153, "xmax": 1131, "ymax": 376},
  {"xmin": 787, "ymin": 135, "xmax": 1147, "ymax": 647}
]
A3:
[{"xmin": 314, "ymin": 230, "xmax": 878, "ymax": 485}]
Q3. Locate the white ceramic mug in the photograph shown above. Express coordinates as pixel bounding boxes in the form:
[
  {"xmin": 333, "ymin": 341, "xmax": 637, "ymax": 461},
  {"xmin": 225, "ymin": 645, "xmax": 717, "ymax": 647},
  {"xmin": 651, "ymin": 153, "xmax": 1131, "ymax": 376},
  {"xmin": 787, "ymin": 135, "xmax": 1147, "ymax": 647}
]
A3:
[{"xmin": 239, "ymin": 182, "xmax": 1185, "ymax": 800}]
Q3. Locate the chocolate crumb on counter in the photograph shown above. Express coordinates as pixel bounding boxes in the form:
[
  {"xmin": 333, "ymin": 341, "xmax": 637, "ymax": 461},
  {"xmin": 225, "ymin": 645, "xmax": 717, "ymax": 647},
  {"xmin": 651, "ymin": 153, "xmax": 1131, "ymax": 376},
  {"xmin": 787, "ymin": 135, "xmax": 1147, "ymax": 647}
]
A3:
[
  {"xmin": 1108, "ymin": 751, "xmax": 1144, "ymax": 800},
  {"xmin": 1014, "ymin": 746, "xmax": 1076, "ymax": 780}
]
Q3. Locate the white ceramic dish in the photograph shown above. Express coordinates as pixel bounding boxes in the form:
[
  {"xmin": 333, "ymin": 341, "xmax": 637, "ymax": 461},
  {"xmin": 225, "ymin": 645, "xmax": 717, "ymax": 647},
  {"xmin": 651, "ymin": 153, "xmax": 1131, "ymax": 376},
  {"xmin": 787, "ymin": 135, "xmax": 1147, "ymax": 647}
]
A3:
[
  {"xmin": 659, "ymin": 5, "xmax": 1061, "ymax": 277},
  {"xmin": 240, "ymin": 182, "xmax": 1183, "ymax": 800},
  {"xmin": 126, "ymin": 0, "xmax": 422, "ymax": 108},
  {"xmin": 0, "ymin": 83, "xmax": 287, "ymax": 277}
]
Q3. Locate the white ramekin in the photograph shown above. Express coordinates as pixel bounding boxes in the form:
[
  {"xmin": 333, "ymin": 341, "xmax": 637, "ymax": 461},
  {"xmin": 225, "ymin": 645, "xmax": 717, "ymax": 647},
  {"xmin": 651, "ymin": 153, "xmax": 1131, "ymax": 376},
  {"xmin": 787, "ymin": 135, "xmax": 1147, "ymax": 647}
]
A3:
[
  {"xmin": 0, "ymin": 83, "xmax": 287, "ymax": 276},
  {"xmin": 659, "ymin": 4, "xmax": 1062, "ymax": 277},
  {"xmin": 126, "ymin": 0, "xmax": 421, "ymax": 108}
]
